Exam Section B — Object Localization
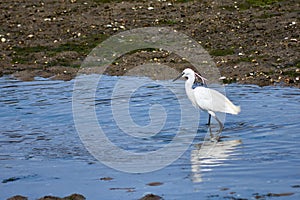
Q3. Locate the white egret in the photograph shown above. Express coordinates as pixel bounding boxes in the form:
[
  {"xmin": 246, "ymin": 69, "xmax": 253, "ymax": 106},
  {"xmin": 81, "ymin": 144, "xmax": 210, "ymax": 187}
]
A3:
[{"xmin": 173, "ymin": 68, "xmax": 240, "ymax": 133}]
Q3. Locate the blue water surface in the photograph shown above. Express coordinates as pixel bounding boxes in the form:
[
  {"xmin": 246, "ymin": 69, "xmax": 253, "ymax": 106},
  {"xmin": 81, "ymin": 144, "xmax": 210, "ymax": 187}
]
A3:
[{"xmin": 0, "ymin": 75, "xmax": 299, "ymax": 199}]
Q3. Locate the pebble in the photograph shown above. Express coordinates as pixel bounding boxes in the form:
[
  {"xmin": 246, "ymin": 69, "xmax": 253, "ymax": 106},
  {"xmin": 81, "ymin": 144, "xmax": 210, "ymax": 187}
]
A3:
[
  {"xmin": 1, "ymin": 37, "xmax": 6, "ymax": 42},
  {"xmin": 290, "ymin": 38, "xmax": 297, "ymax": 42}
]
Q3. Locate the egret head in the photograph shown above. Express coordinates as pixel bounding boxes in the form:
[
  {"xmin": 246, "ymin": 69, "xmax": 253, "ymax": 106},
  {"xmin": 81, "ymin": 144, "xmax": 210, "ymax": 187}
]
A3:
[
  {"xmin": 173, "ymin": 68, "xmax": 207, "ymax": 86},
  {"xmin": 173, "ymin": 68, "xmax": 195, "ymax": 81},
  {"xmin": 181, "ymin": 68, "xmax": 195, "ymax": 80}
]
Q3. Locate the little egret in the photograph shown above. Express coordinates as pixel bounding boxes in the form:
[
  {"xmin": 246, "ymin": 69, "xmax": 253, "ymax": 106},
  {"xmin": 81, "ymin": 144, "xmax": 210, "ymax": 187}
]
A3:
[{"xmin": 173, "ymin": 68, "xmax": 241, "ymax": 133}]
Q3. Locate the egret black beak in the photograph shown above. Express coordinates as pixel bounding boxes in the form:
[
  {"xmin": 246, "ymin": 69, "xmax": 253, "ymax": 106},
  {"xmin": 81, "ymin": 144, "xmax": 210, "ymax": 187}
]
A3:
[{"xmin": 173, "ymin": 73, "xmax": 183, "ymax": 82}]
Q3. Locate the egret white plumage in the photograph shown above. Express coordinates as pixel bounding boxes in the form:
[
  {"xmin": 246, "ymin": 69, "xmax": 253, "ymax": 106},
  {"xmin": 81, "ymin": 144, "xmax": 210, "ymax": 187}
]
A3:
[{"xmin": 173, "ymin": 68, "xmax": 240, "ymax": 133}]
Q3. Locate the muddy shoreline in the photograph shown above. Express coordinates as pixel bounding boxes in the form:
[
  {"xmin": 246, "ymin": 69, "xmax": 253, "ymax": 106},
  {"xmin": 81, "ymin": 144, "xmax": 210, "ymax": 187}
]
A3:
[{"xmin": 0, "ymin": 0, "xmax": 299, "ymax": 87}]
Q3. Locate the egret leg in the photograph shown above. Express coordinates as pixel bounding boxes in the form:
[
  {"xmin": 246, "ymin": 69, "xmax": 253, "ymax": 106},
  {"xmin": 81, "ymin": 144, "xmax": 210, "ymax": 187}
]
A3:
[
  {"xmin": 207, "ymin": 111, "xmax": 223, "ymax": 134},
  {"xmin": 206, "ymin": 114, "xmax": 211, "ymax": 125},
  {"xmin": 215, "ymin": 116, "xmax": 224, "ymax": 133}
]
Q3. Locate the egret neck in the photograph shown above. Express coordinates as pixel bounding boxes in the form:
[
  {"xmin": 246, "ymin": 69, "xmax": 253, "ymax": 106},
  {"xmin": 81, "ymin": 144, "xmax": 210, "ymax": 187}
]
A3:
[{"xmin": 185, "ymin": 71, "xmax": 197, "ymax": 108}]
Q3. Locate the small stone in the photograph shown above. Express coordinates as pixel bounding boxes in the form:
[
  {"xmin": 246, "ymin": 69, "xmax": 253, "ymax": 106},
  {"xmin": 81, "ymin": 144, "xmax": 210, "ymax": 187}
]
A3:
[
  {"xmin": 139, "ymin": 194, "xmax": 162, "ymax": 200},
  {"xmin": 148, "ymin": 6, "xmax": 154, "ymax": 10},
  {"xmin": 28, "ymin": 34, "xmax": 34, "ymax": 38},
  {"xmin": 1, "ymin": 38, "xmax": 6, "ymax": 42},
  {"xmin": 290, "ymin": 38, "xmax": 297, "ymax": 42}
]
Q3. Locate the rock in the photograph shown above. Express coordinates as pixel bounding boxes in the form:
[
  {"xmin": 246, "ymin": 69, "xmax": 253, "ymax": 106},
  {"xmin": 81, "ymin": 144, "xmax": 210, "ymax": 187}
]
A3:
[
  {"xmin": 139, "ymin": 194, "xmax": 163, "ymax": 200},
  {"xmin": 63, "ymin": 194, "xmax": 86, "ymax": 200},
  {"xmin": 38, "ymin": 193, "xmax": 85, "ymax": 200},
  {"xmin": 7, "ymin": 195, "xmax": 28, "ymax": 200}
]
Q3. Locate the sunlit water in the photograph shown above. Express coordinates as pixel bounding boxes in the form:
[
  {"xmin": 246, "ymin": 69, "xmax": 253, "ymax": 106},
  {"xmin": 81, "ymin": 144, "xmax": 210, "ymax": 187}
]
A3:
[{"xmin": 0, "ymin": 75, "xmax": 299, "ymax": 199}]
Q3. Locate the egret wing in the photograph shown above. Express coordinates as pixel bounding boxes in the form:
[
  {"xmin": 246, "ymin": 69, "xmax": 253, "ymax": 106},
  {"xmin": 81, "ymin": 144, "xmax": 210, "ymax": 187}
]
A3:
[{"xmin": 193, "ymin": 87, "xmax": 240, "ymax": 114}]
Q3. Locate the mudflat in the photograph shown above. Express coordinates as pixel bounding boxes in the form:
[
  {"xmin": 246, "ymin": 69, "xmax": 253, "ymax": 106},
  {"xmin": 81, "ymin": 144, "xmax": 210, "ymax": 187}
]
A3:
[{"xmin": 0, "ymin": 0, "xmax": 299, "ymax": 86}]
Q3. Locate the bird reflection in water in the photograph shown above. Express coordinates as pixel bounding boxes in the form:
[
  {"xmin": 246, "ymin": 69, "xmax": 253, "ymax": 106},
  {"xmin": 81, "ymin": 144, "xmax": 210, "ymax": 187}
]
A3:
[{"xmin": 190, "ymin": 138, "xmax": 242, "ymax": 183}]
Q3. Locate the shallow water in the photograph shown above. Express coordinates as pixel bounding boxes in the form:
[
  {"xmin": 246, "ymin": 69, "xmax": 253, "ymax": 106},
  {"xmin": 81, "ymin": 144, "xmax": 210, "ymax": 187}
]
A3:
[{"xmin": 0, "ymin": 75, "xmax": 300, "ymax": 199}]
